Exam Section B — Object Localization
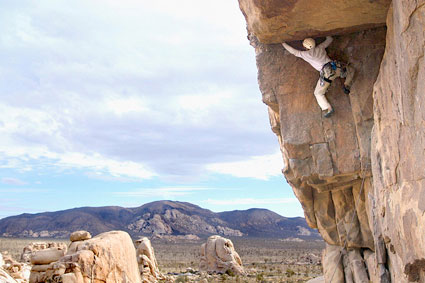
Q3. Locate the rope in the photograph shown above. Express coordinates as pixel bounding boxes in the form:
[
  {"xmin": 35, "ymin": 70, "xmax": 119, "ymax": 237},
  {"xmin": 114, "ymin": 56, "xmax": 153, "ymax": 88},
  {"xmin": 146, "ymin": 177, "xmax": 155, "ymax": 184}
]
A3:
[{"xmin": 329, "ymin": 166, "xmax": 369, "ymax": 282}]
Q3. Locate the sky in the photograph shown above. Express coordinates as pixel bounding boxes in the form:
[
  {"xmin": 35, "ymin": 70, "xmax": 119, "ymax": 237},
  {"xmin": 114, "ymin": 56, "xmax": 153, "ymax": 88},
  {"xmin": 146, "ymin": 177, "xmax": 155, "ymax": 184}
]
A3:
[{"xmin": 0, "ymin": 0, "xmax": 303, "ymax": 219}]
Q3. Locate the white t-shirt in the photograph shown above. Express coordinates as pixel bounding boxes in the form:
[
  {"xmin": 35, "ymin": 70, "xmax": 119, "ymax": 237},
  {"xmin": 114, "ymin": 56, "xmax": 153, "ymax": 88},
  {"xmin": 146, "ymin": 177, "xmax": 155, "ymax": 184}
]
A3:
[{"xmin": 282, "ymin": 37, "xmax": 333, "ymax": 71}]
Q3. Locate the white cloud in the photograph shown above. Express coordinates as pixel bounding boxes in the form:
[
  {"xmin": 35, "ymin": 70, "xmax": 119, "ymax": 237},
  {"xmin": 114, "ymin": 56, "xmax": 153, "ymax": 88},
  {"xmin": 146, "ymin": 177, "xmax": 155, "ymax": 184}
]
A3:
[
  {"xmin": 0, "ymin": 103, "xmax": 156, "ymax": 180},
  {"xmin": 113, "ymin": 187, "xmax": 213, "ymax": 198},
  {"xmin": 0, "ymin": 0, "xmax": 278, "ymax": 182},
  {"xmin": 1, "ymin": 177, "xmax": 27, "ymax": 186},
  {"xmin": 206, "ymin": 152, "xmax": 283, "ymax": 180},
  {"xmin": 204, "ymin": 198, "xmax": 298, "ymax": 206},
  {"xmin": 57, "ymin": 152, "xmax": 156, "ymax": 179},
  {"xmin": 0, "ymin": 188, "xmax": 49, "ymax": 193},
  {"xmin": 104, "ymin": 96, "xmax": 149, "ymax": 116}
]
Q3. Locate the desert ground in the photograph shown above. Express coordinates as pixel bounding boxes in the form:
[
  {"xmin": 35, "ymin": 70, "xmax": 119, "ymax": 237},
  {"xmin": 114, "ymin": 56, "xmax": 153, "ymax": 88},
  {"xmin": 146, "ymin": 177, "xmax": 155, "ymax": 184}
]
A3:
[{"xmin": 0, "ymin": 236, "xmax": 324, "ymax": 282}]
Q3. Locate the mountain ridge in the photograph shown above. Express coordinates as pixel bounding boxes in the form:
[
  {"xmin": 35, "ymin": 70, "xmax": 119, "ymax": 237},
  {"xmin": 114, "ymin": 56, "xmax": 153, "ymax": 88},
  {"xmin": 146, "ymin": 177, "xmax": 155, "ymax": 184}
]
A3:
[{"xmin": 0, "ymin": 200, "xmax": 320, "ymax": 239}]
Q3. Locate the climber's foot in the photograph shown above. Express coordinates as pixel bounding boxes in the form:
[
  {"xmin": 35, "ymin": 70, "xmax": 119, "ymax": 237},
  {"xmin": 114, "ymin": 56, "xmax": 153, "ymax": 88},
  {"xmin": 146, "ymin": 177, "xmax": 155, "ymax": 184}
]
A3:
[
  {"xmin": 324, "ymin": 108, "xmax": 334, "ymax": 118},
  {"xmin": 343, "ymin": 85, "xmax": 351, "ymax": 94}
]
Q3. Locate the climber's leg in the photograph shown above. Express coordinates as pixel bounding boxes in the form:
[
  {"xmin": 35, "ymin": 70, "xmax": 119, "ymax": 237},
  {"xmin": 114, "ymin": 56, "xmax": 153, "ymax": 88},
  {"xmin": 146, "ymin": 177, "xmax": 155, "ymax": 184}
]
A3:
[
  {"xmin": 341, "ymin": 65, "xmax": 355, "ymax": 94},
  {"xmin": 314, "ymin": 79, "xmax": 333, "ymax": 117}
]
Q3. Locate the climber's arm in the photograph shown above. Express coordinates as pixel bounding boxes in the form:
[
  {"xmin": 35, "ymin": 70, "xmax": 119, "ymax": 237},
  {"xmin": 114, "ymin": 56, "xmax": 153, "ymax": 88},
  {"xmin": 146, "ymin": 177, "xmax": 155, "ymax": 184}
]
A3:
[
  {"xmin": 318, "ymin": 36, "xmax": 333, "ymax": 48},
  {"xmin": 282, "ymin": 42, "xmax": 302, "ymax": 57}
]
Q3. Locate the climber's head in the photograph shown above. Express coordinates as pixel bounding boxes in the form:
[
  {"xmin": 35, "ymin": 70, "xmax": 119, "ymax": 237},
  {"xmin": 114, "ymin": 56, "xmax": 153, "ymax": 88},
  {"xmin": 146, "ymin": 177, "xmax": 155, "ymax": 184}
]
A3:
[{"xmin": 303, "ymin": 38, "xmax": 316, "ymax": 50}]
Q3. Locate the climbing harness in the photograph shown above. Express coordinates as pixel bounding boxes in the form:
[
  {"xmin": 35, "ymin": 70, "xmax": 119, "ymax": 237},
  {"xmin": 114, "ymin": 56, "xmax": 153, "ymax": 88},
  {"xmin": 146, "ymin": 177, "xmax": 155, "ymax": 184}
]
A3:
[{"xmin": 319, "ymin": 61, "xmax": 347, "ymax": 86}]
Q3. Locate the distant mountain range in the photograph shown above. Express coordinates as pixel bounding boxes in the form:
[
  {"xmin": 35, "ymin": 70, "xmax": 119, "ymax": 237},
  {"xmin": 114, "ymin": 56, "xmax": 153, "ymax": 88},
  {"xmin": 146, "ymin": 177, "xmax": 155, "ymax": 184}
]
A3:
[{"xmin": 0, "ymin": 200, "xmax": 320, "ymax": 239}]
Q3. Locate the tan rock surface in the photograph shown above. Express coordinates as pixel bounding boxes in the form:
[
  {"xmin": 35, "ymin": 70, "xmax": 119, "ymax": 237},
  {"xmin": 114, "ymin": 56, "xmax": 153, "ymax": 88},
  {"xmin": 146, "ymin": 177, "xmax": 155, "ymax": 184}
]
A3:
[
  {"xmin": 135, "ymin": 237, "xmax": 164, "ymax": 283},
  {"xmin": 199, "ymin": 235, "xmax": 244, "ymax": 275},
  {"xmin": 372, "ymin": 0, "xmax": 425, "ymax": 282},
  {"xmin": 0, "ymin": 253, "xmax": 19, "ymax": 283},
  {"xmin": 30, "ymin": 248, "xmax": 66, "ymax": 265},
  {"xmin": 322, "ymin": 244, "xmax": 343, "ymax": 283},
  {"xmin": 1, "ymin": 252, "xmax": 30, "ymax": 283},
  {"xmin": 21, "ymin": 242, "xmax": 67, "ymax": 263},
  {"xmin": 238, "ymin": 0, "xmax": 391, "ymax": 43},
  {"xmin": 239, "ymin": 0, "xmax": 425, "ymax": 281},
  {"xmin": 69, "ymin": 231, "xmax": 91, "ymax": 242},
  {"xmin": 251, "ymin": 28, "xmax": 385, "ymax": 251},
  {"xmin": 46, "ymin": 231, "xmax": 141, "ymax": 283},
  {"xmin": 29, "ymin": 246, "xmax": 66, "ymax": 283},
  {"xmin": 38, "ymin": 231, "xmax": 141, "ymax": 283},
  {"xmin": 0, "ymin": 267, "xmax": 18, "ymax": 283}
]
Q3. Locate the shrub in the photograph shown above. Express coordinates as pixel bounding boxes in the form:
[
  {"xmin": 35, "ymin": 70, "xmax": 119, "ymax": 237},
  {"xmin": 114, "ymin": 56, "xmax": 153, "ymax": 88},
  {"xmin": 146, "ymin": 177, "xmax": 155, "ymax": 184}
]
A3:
[
  {"xmin": 286, "ymin": 268, "xmax": 295, "ymax": 277},
  {"xmin": 225, "ymin": 269, "xmax": 235, "ymax": 277},
  {"xmin": 256, "ymin": 272, "xmax": 264, "ymax": 282}
]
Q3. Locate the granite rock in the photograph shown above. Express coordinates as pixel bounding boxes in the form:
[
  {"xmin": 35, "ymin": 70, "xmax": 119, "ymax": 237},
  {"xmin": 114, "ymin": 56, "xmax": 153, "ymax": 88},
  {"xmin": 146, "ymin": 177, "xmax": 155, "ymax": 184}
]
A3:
[
  {"xmin": 199, "ymin": 235, "xmax": 244, "ymax": 275},
  {"xmin": 238, "ymin": 0, "xmax": 391, "ymax": 43},
  {"xmin": 372, "ymin": 1, "xmax": 425, "ymax": 281}
]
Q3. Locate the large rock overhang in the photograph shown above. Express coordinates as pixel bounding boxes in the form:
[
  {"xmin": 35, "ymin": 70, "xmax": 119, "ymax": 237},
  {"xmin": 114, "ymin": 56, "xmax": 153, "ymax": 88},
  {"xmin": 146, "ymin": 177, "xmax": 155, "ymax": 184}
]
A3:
[{"xmin": 238, "ymin": 0, "xmax": 391, "ymax": 43}]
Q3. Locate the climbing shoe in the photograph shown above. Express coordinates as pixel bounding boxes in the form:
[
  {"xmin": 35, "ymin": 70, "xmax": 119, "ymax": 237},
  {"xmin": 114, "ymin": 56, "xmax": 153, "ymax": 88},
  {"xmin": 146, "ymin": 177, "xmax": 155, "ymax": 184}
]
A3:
[
  {"xmin": 343, "ymin": 85, "xmax": 351, "ymax": 94},
  {"xmin": 324, "ymin": 108, "xmax": 334, "ymax": 118}
]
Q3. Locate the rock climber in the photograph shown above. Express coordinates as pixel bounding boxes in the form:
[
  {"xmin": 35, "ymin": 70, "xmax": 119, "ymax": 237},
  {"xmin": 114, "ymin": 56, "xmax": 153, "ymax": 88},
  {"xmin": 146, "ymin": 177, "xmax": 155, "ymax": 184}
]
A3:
[{"xmin": 282, "ymin": 36, "xmax": 354, "ymax": 118}]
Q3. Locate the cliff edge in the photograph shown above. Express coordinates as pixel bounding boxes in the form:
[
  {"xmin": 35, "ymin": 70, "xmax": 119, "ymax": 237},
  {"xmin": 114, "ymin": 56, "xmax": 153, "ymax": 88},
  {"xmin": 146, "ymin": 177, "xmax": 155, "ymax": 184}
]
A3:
[{"xmin": 238, "ymin": 0, "xmax": 425, "ymax": 281}]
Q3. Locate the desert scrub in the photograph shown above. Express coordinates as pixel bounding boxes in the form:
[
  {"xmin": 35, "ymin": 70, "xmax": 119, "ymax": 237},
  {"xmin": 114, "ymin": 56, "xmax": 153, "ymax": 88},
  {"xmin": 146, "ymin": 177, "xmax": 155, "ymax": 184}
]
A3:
[
  {"xmin": 174, "ymin": 275, "xmax": 189, "ymax": 282},
  {"xmin": 285, "ymin": 268, "xmax": 295, "ymax": 277}
]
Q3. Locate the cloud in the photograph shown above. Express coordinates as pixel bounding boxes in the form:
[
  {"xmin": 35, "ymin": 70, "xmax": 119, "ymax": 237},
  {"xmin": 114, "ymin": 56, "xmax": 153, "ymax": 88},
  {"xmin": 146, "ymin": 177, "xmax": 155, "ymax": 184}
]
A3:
[
  {"xmin": 0, "ymin": 188, "xmax": 49, "ymax": 193},
  {"xmin": 0, "ymin": 0, "xmax": 279, "ymax": 182},
  {"xmin": 113, "ymin": 187, "xmax": 214, "ymax": 198},
  {"xmin": 57, "ymin": 152, "xmax": 156, "ymax": 179},
  {"xmin": 206, "ymin": 152, "xmax": 283, "ymax": 180},
  {"xmin": 1, "ymin": 177, "xmax": 27, "ymax": 186},
  {"xmin": 203, "ymin": 198, "xmax": 298, "ymax": 206}
]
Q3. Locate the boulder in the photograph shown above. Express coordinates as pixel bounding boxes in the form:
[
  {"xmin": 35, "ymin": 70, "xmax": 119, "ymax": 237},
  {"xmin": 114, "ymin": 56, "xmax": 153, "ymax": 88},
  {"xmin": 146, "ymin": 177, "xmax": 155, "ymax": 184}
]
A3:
[
  {"xmin": 29, "ymin": 248, "xmax": 65, "ymax": 283},
  {"xmin": 135, "ymin": 237, "xmax": 164, "ymax": 283},
  {"xmin": 46, "ymin": 230, "xmax": 141, "ymax": 283},
  {"xmin": 21, "ymin": 242, "xmax": 67, "ymax": 263},
  {"xmin": 1, "ymin": 252, "xmax": 31, "ymax": 283},
  {"xmin": 0, "ymin": 253, "xmax": 18, "ymax": 283},
  {"xmin": 69, "ymin": 231, "xmax": 91, "ymax": 242},
  {"xmin": 0, "ymin": 267, "xmax": 18, "ymax": 283},
  {"xmin": 199, "ymin": 235, "xmax": 244, "ymax": 275},
  {"xmin": 30, "ymin": 248, "xmax": 66, "ymax": 265}
]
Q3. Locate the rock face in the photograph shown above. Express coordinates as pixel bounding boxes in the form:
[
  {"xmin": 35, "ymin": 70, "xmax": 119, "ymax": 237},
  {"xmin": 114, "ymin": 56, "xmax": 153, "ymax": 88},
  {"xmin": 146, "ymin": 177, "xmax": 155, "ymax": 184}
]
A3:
[
  {"xmin": 29, "ymin": 247, "xmax": 67, "ymax": 283},
  {"xmin": 69, "ymin": 231, "xmax": 91, "ymax": 242},
  {"xmin": 199, "ymin": 235, "xmax": 244, "ymax": 275},
  {"xmin": 238, "ymin": 0, "xmax": 391, "ymax": 43},
  {"xmin": 34, "ymin": 231, "xmax": 142, "ymax": 283},
  {"xmin": 372, "ymin": 1, "xmax": 425, "ymax": 282},
  {"xmin": 238, "ymin": 0, "xmax": 425, "ymax": 281},
  {"xmin": 0, "ymin": 259, "xmax": 19, "ymax": 283},
  {"xmin": 1, "ymin": 252, "xmax": 31, "ymax": 283},
  {"xmin": 249, "ymin": 26, "xmax": 386, "ymax": 280},
  {"xmin": 21, "ymin": 242, "xmax": 67, "ymax": 263},
  {"xmin": 135, "ymin": 237, "xmax": 164, "ymax": 283}
]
